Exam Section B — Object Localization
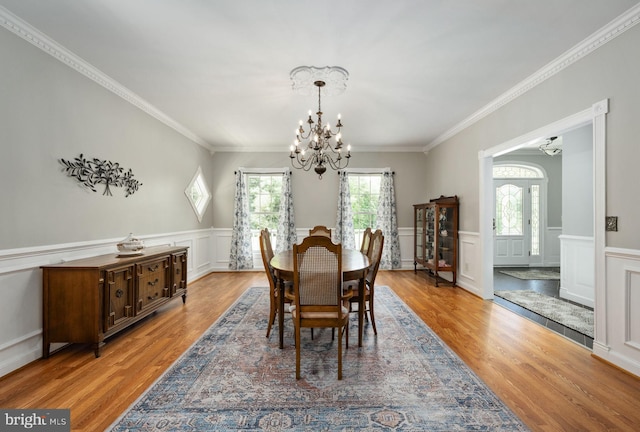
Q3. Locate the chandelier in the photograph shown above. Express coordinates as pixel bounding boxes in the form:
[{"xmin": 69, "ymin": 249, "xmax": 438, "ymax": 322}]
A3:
[
  {"xmin": 289, "ymin": 66, "xmax": 351, "ymax": 178},
  {"xmin": 539, "ymin": 136, "xmax": 562, "ymax": 156}
]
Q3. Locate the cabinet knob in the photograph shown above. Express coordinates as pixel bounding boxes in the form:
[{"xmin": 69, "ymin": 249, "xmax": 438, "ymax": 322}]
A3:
[
  {"xmin": 115, "ymin": 289, "xmax": 124, "ymax": 298},
  {"xmin": 147, "ymin": 264, "xmax": 159, "ymax": 272},
  {"xmin": 148, "ymin": 278, "xmax": 159, "ymax": 286}
]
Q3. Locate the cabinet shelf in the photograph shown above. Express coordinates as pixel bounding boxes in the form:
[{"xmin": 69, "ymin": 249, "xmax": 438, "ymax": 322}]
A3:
[{"xmin": 414, "ymin": 196, "xmax": 458, "ymax": 286}]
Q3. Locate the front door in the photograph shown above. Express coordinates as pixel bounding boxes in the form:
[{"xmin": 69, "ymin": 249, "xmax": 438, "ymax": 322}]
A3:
[{"xmin": 494, "ymin": 180, "xmax": 530, "ymax": 266}]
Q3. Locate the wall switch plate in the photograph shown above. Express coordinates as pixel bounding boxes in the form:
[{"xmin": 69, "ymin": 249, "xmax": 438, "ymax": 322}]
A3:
[{"xmin": 606, "ymin": 216, "xmax": 618, "ymax": 231}]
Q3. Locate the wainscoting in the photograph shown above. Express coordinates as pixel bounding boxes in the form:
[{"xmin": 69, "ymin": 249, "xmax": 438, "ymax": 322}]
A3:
[
  {"xmin": 208, "ymin": 228, "xmax": 484, "ymax": 297},
  {"xmin": 2, "ymin": 228, "xmax": 639, "ymax": 379},
  {"xmin": 593, "ymin": 248, "xmax": 640, "ymax": 377},
  {"xmin": 559, "ymin": 235, "xmax": 594, "ymax": 307}
]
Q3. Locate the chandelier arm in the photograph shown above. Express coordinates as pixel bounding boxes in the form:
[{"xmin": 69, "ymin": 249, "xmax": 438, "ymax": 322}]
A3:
[
  {"xmin": 290, "ymin": 153, "xmax": 314, "ymax": 171},
  {"xmin": 324, "ymin": 152, "xmax": 350, "ymax": 170}
]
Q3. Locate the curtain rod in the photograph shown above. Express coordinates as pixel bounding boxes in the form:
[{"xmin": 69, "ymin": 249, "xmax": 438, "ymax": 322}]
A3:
[
  {"xmin": 234, "ymin": 167, "xmax": 291, "ymax": 175},
  {"xmin": 337, "ymin": 170, "xmax": 395, "ymax": 175}
]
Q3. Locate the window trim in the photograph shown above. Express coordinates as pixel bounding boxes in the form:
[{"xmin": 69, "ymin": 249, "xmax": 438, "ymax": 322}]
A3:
[{"xmin": 184, "ymin": 166, "xmax": 211, "ymax": 223}]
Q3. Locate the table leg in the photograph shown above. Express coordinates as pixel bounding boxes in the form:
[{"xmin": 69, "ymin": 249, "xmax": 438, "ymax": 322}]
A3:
[
  {"xmin": 358, "ymin": 276, "xmax": 365, "ymax": 347},
  {"xmin": 278, "ymin": 277, "xmax": 285, "ymax": 349}
]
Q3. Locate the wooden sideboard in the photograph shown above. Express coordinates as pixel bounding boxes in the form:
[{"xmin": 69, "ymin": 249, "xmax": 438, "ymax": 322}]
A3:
[{"xmin": 41, "ymin": 245, "xmax": 188, "ymax": 358}]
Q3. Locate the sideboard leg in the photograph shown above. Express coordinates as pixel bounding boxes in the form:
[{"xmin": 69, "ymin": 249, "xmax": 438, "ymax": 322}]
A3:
[{"xmin": 94, "ymin": 342, "xmax": 104, "ymax": 358}]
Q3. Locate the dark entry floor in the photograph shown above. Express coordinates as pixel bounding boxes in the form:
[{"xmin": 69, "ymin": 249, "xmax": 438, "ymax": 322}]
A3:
[{"xmin": 493, "ymin": 267, "xmax": 593, "ymax": 349}]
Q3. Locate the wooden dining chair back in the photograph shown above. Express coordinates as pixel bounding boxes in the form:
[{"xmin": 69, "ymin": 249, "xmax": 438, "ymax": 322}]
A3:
[
  {"xmin": 349, "ymin": 229, "xmax": 384, "ymax": 335},
  {"xmin": 259, "ymin": 228, "xmax": 292, "ymax": 338},
  {"xmin": 309, "ymin": 225, "xmax": 332, "ymax": 238},
  {"xmin": 360, "ymin": 227, "xmax": 372, "ymax": 255},
  {"xmin": 291, "ymin": 235, "xmax": 350, "ymax": 380}
]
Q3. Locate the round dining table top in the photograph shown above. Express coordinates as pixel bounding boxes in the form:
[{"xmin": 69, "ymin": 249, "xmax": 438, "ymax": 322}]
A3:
[{"xmin": 270, "ymin": 248, "xmax": 370, "ymax": 281}]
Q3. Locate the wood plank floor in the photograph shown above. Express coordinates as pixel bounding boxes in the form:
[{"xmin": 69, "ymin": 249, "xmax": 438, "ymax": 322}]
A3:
[{"xmin": 1, "ymin": 270, "xmax": 639, "ymax": 431}]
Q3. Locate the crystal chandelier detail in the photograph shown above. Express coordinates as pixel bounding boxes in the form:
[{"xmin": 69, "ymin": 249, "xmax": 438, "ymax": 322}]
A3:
[{"xmin": 289, "ymin": 66, "xmax": 351, "ymax": 179}]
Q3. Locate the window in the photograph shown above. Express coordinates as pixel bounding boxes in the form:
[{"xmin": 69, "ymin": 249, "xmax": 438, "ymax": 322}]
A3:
[
  {"xmin": 530, "ymin": 184, "xmax": 540, "ymax": 255},
  {"xmin": 493, "ymin": 164, "xmax": 543, "ymax": 178},
  {"xmin": 348, "ymin": 174, "xmax": 381, "ymax": 245},
  {"xmin": 247, "ymin": 173, "xmax": 283, "ymax": 250},
  {"xmin": 495, "ymin": 183, "xmax": 523, "ymax": 236},
  {"xmin": 185, "ymin": 167, "xmax": 211, "ymax": 222}
]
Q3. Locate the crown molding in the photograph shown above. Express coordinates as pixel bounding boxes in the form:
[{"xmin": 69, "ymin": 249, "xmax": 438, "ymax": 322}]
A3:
[
  {"xmin": 425, "ymin": 3, "xmax": 640, "ymax": 153},
  {"xmin": 0, "ymin": 6, "xmax": 212, "ymax": 151},
  {"xmin": 211, "ymin": 144, "xmax": 426, "ymax": 153}
]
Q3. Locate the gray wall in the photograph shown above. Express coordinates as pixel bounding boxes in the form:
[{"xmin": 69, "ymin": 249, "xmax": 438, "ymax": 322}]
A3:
[
  {"xmin": 210, "ymin": 152, "xmax": 427, "ymax": 229},
  {"xmin": 0, "ymin": 28, "xmax": 213, "ymax": 250},
  {"xmin": 4, "ymin": 15, "xmax": 639, "ymax": 250},
  {"xmin": 0, "ymin": 20, "xmax": 437, "ymax": 252},
  {"xmin": 425, "ymin": 22, "xmax": 640, "ymax": 249},
  {"xmin": 563, "ymin": 124, "xmax": 594, "ymax": 236}
]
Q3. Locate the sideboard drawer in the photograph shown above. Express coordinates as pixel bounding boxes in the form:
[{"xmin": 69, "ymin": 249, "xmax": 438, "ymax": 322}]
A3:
[{"xmin": 137, "ymin": 257, "xmax": 170, "ymax": 312}]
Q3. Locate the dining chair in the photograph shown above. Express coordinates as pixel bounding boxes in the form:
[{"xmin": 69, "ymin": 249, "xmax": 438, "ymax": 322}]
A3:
[
  {"xmin": 259, "ymin": 228, "xmax": 293, "ymax": 338},
  {"xmin": 348, "ymin": 229, "xmax": 384, "ymax": 335},
  {"xmin": 291, "ymin": 235, "xmax": 352, "ymax": 380},
  {"xmin": 309, "ymin": 225, "xmax": 332, "ymax": 238}
]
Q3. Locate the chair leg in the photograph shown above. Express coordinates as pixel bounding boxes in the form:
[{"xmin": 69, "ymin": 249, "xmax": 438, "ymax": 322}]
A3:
[
  {"xmin": 369, "ymin": 299, "xmax": 377, "ymax": 335},
  {"xmin": 295, "ymin": 325, "xmax": 301, "ymax": 380},
  {"xmin": 337, "ymin": 326, "xmax": 343, "ymax": 380},
  {"xmin": 345, "ymin": 321, "xmax": 349, "ymax": 349},
  {"xmin": 266, "ymin": 299, "xmax": 277, "ymax": 338}
]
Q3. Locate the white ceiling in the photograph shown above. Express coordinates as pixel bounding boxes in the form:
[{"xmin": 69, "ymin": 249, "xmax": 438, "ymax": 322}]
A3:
[{"xmin": 1, "ymin": 0, "xmax": 638, "ymax": 153}]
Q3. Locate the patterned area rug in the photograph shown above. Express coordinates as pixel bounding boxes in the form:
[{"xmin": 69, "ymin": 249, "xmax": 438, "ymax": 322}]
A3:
[
  {"xmin": 495, "ymin": 290, "xmax": 593, "ymax": 338},
  {"xmin": 108, "ymin": 286, "xmax": 529, "ymax": 431},
  {"xmin": 499, "ymin": 268, "xmax": 561, "ymax": 280}
]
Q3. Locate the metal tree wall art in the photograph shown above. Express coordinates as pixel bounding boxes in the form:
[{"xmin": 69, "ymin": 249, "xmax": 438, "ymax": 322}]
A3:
[{"xmin": 59, "ymin": 154, "xmax": 142, "ymax": 197}]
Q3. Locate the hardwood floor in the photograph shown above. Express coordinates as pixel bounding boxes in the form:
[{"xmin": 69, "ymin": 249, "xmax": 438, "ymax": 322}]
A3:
[{"xmin": 1, "ymin": 270, "xmax": 639, "ymax": 431}]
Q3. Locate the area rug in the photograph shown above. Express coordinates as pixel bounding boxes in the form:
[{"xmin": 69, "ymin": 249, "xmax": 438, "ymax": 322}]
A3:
[
  {"xmin": 108, "ymin": 286, "xmax": 529, "ymax": 431},
  {"xmin": 495, "ymin": 290, "xmax": 593, "ymax": 338},
  {"xmin": 499, "ymin": 268, "xmax": 561, "ymax": 280}
]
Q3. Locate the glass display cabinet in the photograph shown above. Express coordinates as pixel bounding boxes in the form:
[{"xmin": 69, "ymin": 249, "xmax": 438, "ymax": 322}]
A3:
[{"xmin": 414, "ymin": 195, "xmax": 459, "ymax": 286}]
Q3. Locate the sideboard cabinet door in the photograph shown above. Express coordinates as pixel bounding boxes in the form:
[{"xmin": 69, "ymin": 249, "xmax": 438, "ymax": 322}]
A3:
[
  {"xmin": 171, "ymin": 250, "xmax": 188, "ymax": 302},
  {"xmin": 104, "ymin": 265, "xmax": 135, "ymax": 332}
]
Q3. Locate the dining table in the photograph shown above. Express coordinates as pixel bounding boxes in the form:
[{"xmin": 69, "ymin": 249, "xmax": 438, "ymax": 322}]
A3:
[{"xmin": 270, "ymin": 248, "xmax": 370, "ymax": 349}]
